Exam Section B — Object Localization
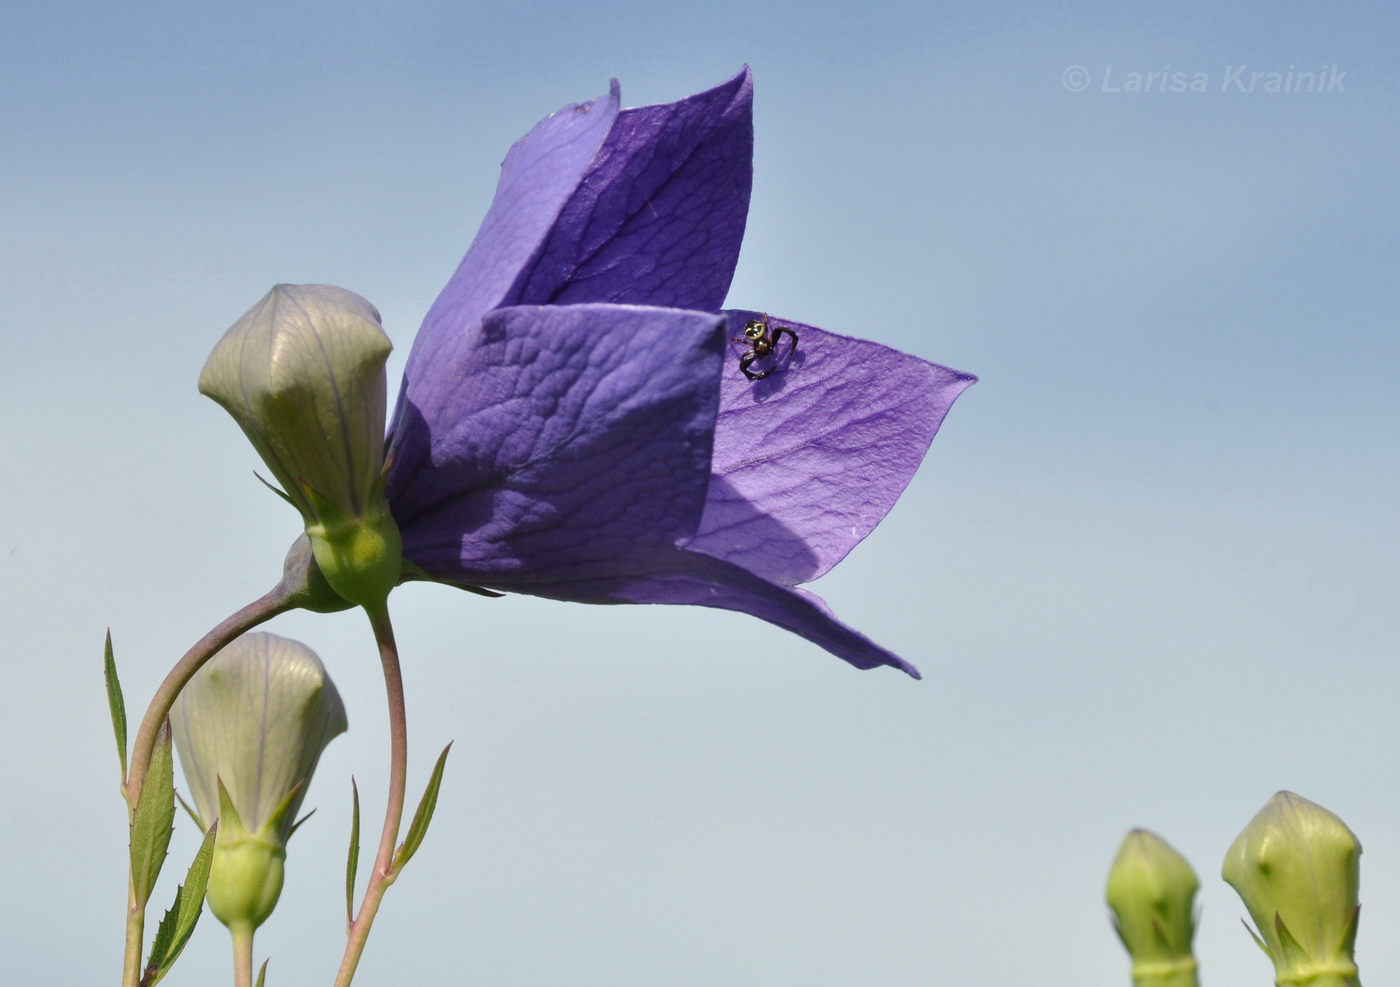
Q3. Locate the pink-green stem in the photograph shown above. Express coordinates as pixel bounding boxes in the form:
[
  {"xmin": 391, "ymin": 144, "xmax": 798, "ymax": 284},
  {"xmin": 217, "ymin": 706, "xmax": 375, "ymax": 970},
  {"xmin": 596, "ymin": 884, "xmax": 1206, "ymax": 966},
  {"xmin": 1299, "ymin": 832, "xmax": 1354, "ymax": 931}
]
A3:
[
  {"xmin": 232, "ymin": 926, "xmax": 256, "ymax": 987},
  {"xmin": 120, "ymin": 587, "xmax": 295, "ymax": 987},
  {"xmin": 122, "ymin": 888, "xmax": 145, "ymax": 987},
  {"xmin": 122, "ymin": 587, "xmax": 294, "ymax": 810},
  {"xmin": 333, "ymin": 602, "xmax": 407, "ymax": 987}
]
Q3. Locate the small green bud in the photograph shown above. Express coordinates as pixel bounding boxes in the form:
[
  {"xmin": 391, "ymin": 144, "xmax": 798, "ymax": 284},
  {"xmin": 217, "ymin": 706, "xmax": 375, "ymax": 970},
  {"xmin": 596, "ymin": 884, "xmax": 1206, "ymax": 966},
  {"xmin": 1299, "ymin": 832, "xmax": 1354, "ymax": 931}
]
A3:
[
  {"xmin": 171, "ymin": 633, "xmax": 347, "ymax": 932},
  {"xmin": 1222, "ymin": 792, "xmax": 1362, "ymax": 987},
  {"xmin": 1106, "ymin": 829, "xmax": 1200, "ymax": 987},
  {"xmin": 200, "ymin": 284, "xmax": 401, "ymax": 607}
]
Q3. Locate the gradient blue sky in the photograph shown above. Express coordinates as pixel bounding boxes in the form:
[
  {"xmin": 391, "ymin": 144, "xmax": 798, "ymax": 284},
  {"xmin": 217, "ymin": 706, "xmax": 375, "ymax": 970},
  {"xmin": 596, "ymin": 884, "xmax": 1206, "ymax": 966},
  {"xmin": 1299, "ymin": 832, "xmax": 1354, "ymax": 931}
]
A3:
[{"xmin": 2, "ymin": 2, "xmax": 1397, "ymax": 983}]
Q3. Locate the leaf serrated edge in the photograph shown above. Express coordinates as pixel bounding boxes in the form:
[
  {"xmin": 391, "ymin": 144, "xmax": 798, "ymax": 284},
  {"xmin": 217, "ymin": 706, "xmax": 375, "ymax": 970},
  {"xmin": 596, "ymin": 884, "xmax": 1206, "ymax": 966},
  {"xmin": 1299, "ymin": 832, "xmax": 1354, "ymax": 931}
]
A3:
[
  {"xmin": 104, "ymin": 630, "xmax": 128, "ymax": 784},
  {"xmin": 392, "ymin": 743, "xmax": 452, "ymax": 876},
  {"xmin": 130, "ymin": 721, "xmax": 175, "ymax": 906},
  {"xmin": 141, "ymin": 822, "xmax": 218, "ymax": 987}
]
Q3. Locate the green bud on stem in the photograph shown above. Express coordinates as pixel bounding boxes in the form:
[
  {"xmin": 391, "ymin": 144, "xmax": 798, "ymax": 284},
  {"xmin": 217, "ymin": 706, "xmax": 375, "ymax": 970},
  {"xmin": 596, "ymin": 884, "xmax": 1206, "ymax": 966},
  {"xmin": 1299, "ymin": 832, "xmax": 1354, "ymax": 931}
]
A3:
[
  {"xmin": 1106, "ymin": 829, "xmax": 1200, "ymax": 987},
  {"xmin": 205, "ymin": 780, "xmax": 288, "ymax": 934},
  {"xmin": 171, "ymin": 633, "xmax": 347, "ymax": 934},
  {"xmin": 1222, "ymin": 792, "xmax": 1362, "ymax": 987},
  {"xmin": 200, "ymin": 283, "xmax": 402, "ymax": 608}
]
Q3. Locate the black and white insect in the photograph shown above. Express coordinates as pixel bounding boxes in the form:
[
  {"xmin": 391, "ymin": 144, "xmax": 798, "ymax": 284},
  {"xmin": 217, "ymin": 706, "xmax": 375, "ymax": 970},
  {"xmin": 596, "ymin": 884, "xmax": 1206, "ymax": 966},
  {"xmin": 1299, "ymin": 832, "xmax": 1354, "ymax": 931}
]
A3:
[{"xmin": 734, "ymin": 313, "xmax": 798, "ymax": 380}]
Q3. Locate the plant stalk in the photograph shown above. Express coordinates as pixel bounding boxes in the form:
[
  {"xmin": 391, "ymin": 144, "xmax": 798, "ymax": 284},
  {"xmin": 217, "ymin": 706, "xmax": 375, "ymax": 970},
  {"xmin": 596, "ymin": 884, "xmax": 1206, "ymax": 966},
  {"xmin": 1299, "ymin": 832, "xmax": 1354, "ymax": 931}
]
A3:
[
  {"xmin": 333, "ymin": 602, "xmax": 408, "ymax": 987},
  {"xmin": 232, "ymin": 926, "xmax": 256, "ymax": 987}
]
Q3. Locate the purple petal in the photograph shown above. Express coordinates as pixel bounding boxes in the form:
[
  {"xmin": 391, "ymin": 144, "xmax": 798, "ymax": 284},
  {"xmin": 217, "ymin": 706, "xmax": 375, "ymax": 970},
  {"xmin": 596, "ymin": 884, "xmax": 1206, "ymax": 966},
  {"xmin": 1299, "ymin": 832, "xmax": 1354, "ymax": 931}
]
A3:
[
  {"xmin": 389, "ymin": 303, "xmax": 725, "ymax": 584},
  {"xmin": 399, "ymin": 83, "xmax": 621, "ymax": 399},
  {"xmin": 681, "ymin": 311, "xmax": 977, "ymax": 586},
  {"xmin": 510, "ymin": 67, "xmax": 753, "ymax": 312},
  {"xmin": 495, "ymin": 547, "xmax": 919, "ymax": 677}
]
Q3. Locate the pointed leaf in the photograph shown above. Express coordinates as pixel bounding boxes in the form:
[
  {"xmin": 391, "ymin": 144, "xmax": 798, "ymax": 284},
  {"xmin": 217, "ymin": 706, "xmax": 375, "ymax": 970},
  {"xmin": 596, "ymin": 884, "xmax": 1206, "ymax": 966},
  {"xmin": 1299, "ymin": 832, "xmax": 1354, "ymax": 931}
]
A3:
[
  {"xmin": 141, "ymin": 822, "xmax": 218, "ymax": 986},
  {"xmin": 254, "ymin": 471, "xmax": 297, "ymax": 508},
  {"xmin": 392, "ymin": 743, "xmax": 451, "ymax": 875},
  {"xmin": 174, "ymin": 791, "xmax": 204, "ymax": 832},
  {"xmin": 216, "ymin": 776, "xmax": 247, "ymax": 835},
  {"xmin": 262, "ymin": 779, "xmax": 305, "ymax": 841},
  {"xmin": 287, "ymin": 808, "xmax": 316, "ymax": 841},
  {"xmin": 1340, "ymin": 903, "xmax": 1361, "ymax": 956},
  {"xmin": 1241, "ymin": 917, "xmax": 1270, "ymax": 956},
  {"xmin": 1273, "ymin": 912, "xmax": 1312, "ymax": 970},
  {"xmin": 345, "ymin": 777, "xmax": 360, "ymax": 927},
  {"xmin": 104, "ymin": 631, "xmax": 128, "ymax": 782},
  {"xmin": 130, "ymin": 721, "xmax": 176, "ymax": 906},
  {"xmin": 255, "ymin": 959, "xmax": 268, "ymax": 987}
]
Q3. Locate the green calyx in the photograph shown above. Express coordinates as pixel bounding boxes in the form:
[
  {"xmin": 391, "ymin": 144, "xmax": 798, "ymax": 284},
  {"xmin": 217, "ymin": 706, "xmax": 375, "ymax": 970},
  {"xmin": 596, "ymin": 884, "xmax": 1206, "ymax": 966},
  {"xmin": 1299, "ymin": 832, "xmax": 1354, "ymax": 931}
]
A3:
[
  {"xmin": 301, "ymin": 478, "xmax": 402, "ymax": 610},
  {"xmin": 205, "ymin": 781, "xmax": 290, "ymax": 934}
]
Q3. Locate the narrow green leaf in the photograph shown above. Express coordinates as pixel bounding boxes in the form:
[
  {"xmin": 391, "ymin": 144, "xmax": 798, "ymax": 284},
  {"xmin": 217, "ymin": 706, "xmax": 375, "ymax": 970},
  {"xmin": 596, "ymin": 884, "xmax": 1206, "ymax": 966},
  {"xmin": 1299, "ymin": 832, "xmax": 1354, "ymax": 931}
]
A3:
[
  {"xmin": 104, "ymin": 630, "xmax": 128, "ymax": 783},
  {"xmin": 174, "ymin": 790, "xmax": 204, "ymax": 832},
  {"xmin": 287, "ymin": 808, "xmax": 316, "ymax": 841},
  {"xmin": 345, "ymin": 777, "xmax": 360, "ymax": 926},
  {"xmin": 1274, "ymin": 913, "xmax": 1312, "ymax": 970},
  {"xmin": 392, "ymin": 743, "xmax": 452, "ymax": 875},
  {"xmin": 141, "ymin": 822, "xmax": 218, "ymax": 986},
  {"xmin": 255, "ymin": 959, "xmax": 269, "ymax": 987},
  {"xmin": 130, "ymin": 721, "xmax": 176, "ymax": 906},
  {"xmin": 1340, "ymin": 902, "xmax": 1361, "ymax": 957},
  {"xmin": 1240, "ymin": 917, "xmax": 1270, "ymax": 956}
]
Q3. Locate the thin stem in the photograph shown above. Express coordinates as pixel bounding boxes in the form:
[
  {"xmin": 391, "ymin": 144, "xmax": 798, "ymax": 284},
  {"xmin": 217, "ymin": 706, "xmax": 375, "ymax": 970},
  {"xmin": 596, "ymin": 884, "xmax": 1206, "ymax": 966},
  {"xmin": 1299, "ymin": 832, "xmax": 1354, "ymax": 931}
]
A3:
[
  {"xmin": 120, "ymin": 587, "xmax": 295, "ymax": 987},
  {"xmin": 333, "ymin": 602, "xmax": 408, "ymax": 987},
  {"xmin": 232, "ymin": 926, "xmax": 256, "ymax": 987},
  {"xmin": 122, "ymin": 889, "xmax": 144, "ymax": 987},
  {"xmin": 123, "ymin": 588, "xmax": 295, "ymax": 810}
]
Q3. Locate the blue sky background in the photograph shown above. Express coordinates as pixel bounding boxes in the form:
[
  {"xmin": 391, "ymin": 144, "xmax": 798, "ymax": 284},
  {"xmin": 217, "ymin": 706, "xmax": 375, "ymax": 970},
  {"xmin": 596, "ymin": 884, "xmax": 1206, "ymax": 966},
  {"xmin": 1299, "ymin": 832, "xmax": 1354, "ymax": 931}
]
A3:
[{"xmin": 2, "ymin": 1, "xmax": 1397, "ymax": 983}]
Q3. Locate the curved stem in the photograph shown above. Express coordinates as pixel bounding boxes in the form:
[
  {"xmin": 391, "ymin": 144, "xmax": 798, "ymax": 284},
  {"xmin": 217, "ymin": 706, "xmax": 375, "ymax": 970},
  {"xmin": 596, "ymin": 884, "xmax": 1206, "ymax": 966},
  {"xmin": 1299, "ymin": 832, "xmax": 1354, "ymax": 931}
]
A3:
[
  {"xmin": 123, "ymin": 587, "xmax": 295, "ymax": 810},
  {"xmin": 120, "ymin": 587, "xmax": 295, "ymax": 987},
  {"xmin": 334, "ymin": 602, "xmax": 407, "ymax": 987},
  {"xmin": 232, "ymin": 926, "xmax": 256, "ymax": 987}
]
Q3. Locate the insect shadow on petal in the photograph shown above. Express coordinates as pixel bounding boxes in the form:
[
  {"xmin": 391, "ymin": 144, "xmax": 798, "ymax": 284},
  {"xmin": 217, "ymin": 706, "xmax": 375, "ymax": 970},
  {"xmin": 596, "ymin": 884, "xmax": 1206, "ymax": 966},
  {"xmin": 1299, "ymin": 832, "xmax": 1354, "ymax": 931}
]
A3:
[{"xmin": 733, "ymin": 313, "xmax": 799, "ymax": 380}]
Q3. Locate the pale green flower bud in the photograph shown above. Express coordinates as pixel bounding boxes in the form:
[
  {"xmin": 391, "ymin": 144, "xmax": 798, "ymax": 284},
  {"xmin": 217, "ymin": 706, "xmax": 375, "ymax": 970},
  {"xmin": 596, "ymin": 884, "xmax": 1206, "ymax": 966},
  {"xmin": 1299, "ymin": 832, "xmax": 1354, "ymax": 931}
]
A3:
[
  {"xmin": 1222, "ymin": 792, "xmax": 1362, "ymax": 987},
  {"xmin": 1106, "ymin": 829, "xmax": 1200, "ymax": 987},
  {"xmin": 171, "ymin": 632, "xmax": 347, "ymax": 933},
  {"xmin": 200, "ymin": 284, "xmax": 401, "ymax": 607}
]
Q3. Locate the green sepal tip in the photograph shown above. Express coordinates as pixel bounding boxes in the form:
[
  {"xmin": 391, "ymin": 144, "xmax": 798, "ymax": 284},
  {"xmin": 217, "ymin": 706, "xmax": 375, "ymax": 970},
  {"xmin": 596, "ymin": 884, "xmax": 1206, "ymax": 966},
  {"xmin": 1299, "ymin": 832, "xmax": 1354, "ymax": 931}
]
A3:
[
  {"xmin": 255, "ymin": 959, "xmax": 269, "ymax": 987},
  {"xmin": 392, "ymin": 743, "xmax": 452, "ymax": 877},
  {"xmin": 130, "ymin": 721, "xmax": 175, "ymax": 907},
  {"xmin": 175, "ymin": 790, "xmax": 204, "ymax": 832},
  {"xmin": 346, "ymin": 778, "xmax": 360, "ymax": 927},
  {"xmin": 141, "ymin": 821, "xmax": 218, "ymax": 987},
  {"xmin": 287, "ymin": 808, "xmax": 316, "ymax": 842},
  {"xmin": 104, "ymin": 630, "xmax": 128, "ymax": 783}
]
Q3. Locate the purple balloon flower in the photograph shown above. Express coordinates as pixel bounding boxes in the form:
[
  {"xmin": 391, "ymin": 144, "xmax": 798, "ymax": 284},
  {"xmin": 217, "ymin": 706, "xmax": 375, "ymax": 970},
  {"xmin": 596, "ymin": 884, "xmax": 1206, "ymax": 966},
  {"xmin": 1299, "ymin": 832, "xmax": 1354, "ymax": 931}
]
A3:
[{"xmin": 385, "ymin": 70, "xmax": 975, "ymax": 677}]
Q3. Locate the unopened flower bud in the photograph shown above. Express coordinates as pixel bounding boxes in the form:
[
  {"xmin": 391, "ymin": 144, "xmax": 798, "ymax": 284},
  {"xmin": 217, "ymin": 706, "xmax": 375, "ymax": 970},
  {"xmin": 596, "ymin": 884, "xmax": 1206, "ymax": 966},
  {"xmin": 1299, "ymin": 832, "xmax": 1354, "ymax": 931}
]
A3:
[
  {"xmin": 200, "ymin": 284, "xmax": 401, "ymax": 607},
  {"xmin": 1222, "ymin": 792, "xmax": 1362, "ymax": 987},
  {"xmin": 1106, "ymin": 829, "xmax": 1200, "ymax": 987},
  {"xmin": 171, "ymin": 633, "xmax": 347, "ymax": 933}
]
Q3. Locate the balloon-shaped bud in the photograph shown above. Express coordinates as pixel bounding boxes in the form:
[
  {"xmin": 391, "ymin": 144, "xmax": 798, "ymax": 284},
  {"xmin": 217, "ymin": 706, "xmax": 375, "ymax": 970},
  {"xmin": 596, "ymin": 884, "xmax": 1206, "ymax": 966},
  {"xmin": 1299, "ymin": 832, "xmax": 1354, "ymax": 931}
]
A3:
[
  {"xmin": 200, "ymin": 284, "xmax": 401, "ymax": 607},
  {"xmin": 171, "ymin": 633, "xmax": 347, "ymax": 933},
  {"xmin": 1106, "ymin": 829, "xmax": 1200, "ymax": 987},
  {"xmin": 1222, "ymin": 791, "xmax": 1362, "ymax": 987}
]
